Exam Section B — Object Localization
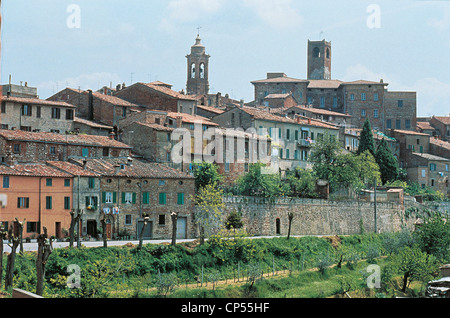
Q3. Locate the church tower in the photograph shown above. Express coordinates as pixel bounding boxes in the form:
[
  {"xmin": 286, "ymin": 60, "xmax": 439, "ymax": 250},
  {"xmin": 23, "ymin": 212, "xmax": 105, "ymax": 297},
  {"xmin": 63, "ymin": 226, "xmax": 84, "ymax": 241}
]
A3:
[
  {"xmin": 186, "ymin": 34, "xmax": 210, "ymax": 96},
  {"xmin": 307, "ymin": 39, "xmax": 332, "ymax": 80}
]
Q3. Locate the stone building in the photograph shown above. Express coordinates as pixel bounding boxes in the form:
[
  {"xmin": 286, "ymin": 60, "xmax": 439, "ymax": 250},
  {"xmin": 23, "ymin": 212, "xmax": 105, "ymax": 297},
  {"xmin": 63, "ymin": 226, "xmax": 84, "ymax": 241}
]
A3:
[
  {"xmin": 68, "ymin": 157, "xmax": 196, "ymax": 240},
  {"xmin": 307, "ymin": 39, "xmax": 332, "ymax": 80},
  {"xmin": 384, "ymin": 91, "xmax": 417, "ymax": 132},
  {"xmin": 430, "ymin": 116, "xmax": 450, "ymax": 141},
  {"xmin": 47, "ymin": 88, "xmax": 140, "ymax": 127},
  {"xmin": 113, "ymin": 81, "xmax": 198, "ymax": 115},
  {"xmin": 0, "ymin": 129, "xmax": 131, "ymax": 164},
  {"xmin": 283, "ymin": 105, "xmax": 351, "ymax": 126},
  {"xmin": 1, "ymin": 95, "xmax": 75, "ymax": 133}
]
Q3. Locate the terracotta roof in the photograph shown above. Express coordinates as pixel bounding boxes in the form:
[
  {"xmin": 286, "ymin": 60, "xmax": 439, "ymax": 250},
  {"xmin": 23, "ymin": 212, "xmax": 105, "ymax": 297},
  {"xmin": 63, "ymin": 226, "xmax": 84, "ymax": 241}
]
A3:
[
  {"xmin": 286, "ymin": 106, "xmax": 351, "ymax": 117},
  {"xmin": 73, "ymin": 117, "xmax": 113, "ymax": 129},
  {"xmin": 1, "ymin": 96, "xmax": 75, "ymax": 108},
  {"xmin": 264, "ymin": 93, "xmax": 292, "ymax": 99},
  {"xmin": 307, "ymin": 80, "xmax": 343, "ymax": 89},
  {"xmin": 411, "ymin": 153, "xmax": 450, "ymax": 162},
  {"xmin": 241, "ymin": 106, "xmax": 298, "ymax": 124},
  {"xmin": 430, "ymin": 138, "xmax": 450, "ymax": 151},
  {"xmin": 251, "ymin": 76, "xmax": 309, "ymax": 84},
  {"xmin": 294, "ymin": 116, "xmax": 340, "ymax": 130},
  {"xmin": 0, "ymin": 129, "xmax": 131, "ymax": 148},
  {"xmin": 196, "ymin": 105, "xmax": 225, "ymax": 115},
  {"xmin": 391, "ymin": 129, "xmax": 430, "ymax": 136},
  {"xmin": 0, "ymin": 163, "xmax": 72, "ymax": 177},
  {"xmin": 433, "ymin": 116, "xmax": 450, "ymax": 125},
  {"xmin": 341, "ymin": 80, "xmax": 387, "ymax": 85},
  {"xmin": 139, "ymin": 83, "xmax": 198, "ymax": 101},
  {"xmin": 166, "ymin": 112, "xmax": 219, "ymax": 126},
  {"xmin": 69, "ymin": 158, "xmax": 194, "ymax": 179},
  {"xmin": 416, "ymin": 121, "xmax": 435, "ymax": 131},
  {"xmin": 91, "ymin": 91, "xmax": 139, "ymax": 107},
  {"xmin": 132, "ymin": 122, "xmax": 174, "ymax": 132},
  {"xmin": 46, "ymin": 161, "xmax": 99, "ymax": 177}
]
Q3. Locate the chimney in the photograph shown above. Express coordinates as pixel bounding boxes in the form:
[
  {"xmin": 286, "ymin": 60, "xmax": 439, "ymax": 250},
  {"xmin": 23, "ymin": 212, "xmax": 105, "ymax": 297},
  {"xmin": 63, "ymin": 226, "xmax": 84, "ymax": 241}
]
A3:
[
  {"xmin": 240, "ymin": 99, "xmax": 244, "ymax": 108},
  {"xmin": 88, "ymin": 89, "xmax": 94, "ymax": 121},
  {"xmin": 127, "ymin": 157, "xmax": 133, "ymax": 166},
  {"xmin": 176, "ymin": 116, "xmax": 183, "ymax": 128},
  {"xmin": 109, "ymin": 131, "xmax": 115, "ymax": 139},
  {"xmin": 82, "ymin": 158, "xmax": 87, "ymax": 170},
  {"xmin": 308, "ymin": 118, "xmax": 311, "ymax": 125}
]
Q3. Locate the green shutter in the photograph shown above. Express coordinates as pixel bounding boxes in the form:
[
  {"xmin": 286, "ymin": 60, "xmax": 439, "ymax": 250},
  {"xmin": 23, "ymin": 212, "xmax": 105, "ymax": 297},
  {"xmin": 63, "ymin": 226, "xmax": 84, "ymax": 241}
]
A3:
[
  {"xmin": 143, "ymin": 192, "xmax": 149, "ymax": 205},
  {"xmin": 113, "ymin": 192, "xmax": 117, "ymax": 203},
  {"xmin": 132, "ymin": 192, "xmax": 136, "ymax": 204},
  {"xmin": 177, "ymin": 193, "xmax": 184, "ymax": 205},
  {"xmin": 159, "ymin": 193, "xmax": 166, "ymax": 205},
  {"xmin": 102, "ymin": 192, "xmax": 106, "ymax": 203},
  {"xmin": 122, "ymin": 192, "xmax": 126, "ymax": 204}
]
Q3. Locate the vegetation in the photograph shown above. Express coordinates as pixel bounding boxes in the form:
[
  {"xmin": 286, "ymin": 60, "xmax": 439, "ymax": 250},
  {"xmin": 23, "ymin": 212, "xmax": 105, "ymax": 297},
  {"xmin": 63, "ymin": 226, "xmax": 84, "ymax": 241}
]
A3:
[{"xmin": 1, "ymin": 211, "xmax": 448, "ymax": 298}]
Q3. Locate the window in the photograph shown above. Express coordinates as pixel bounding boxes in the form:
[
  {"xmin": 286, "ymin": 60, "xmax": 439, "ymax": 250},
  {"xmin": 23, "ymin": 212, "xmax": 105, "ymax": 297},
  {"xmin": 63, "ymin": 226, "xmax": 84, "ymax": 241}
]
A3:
[
  {"xmin": 286, "ymin": 149, "xmax": 290, "ymax": 159},
  {"xmin": 49, "ymin": 146, "xmax": 56, "ymax": 155},
  {"xmin": 307, "ymin": 97, "xmax": 313, "ymax": 105},
  {"xmin": 386, "ymin": 119, "xmax": 392, "ymax": 129},
  {"xmin": 405, "ymin": 119, "xmax": 411, "ymax": 129},
  {"xmin": 22, "ymin": 104, "xmax": 32, "ymax": 116},
  {"xmin": 66, "ymin": 109, "xmax": 74, "ymax": 120},
  {"xmin": 3, "ymin": 176, "xmax": 9, "ymax": 188},
  {"xmin": 313, "ymin": 47, "xmax": 320, "ymax": 57},
  {"xmin": 46, "ymin": 178, "xmax": 52, "ymax": 186},
  {"xmin": 332, "ymin": 97, "xmax": 337, "ymax": 108},
  {"xmin": 286, "ymin": 129, "xmax": 290, "ymax": 140},
  {"xmin": 27, "ymin": 222, "xmax": 38, "ymax": 233},
  {"xmin": 279, "ymin": 148, "xmax": 283, "ymax": 159},
  {"xmin": 295, "ymin": 130, "xmax": 299, "ymax": 141},
  {"xmin": 122, "ymin": 107, "xmax": 127, "ymax": 118},
  {"xmin": 82, "ymin": 148, "xmax": 89, "ymax": 157},
  {"xmin": 361, "ymin": 93, "xmax": 366, "ymax": 101},
  {"xmin": 430, "ymin": 163, "xmax": 437, "ymax": 171},
  {"xmin": 374, "ymin": 109, "xmax": 379, "ymax": 118},
  {"xmin": 361, "ymin": 109, "xmax": 366, "ymax": 117},
  {"xmin": 177, "ymin": 193, "xmax": 184, "ymax": 205},
  {"xmin": 123, "ymin": 192, "xmax": 135, "ymax": 204},
  {"xmin": 395, "ymin": 120, "xmax": 401, "ymax": 129},
  {"xmin": 85, "ymin": 196, "xmax": 98, "ymax": 209},
  {"xmin": 1, "ymin": 102, "xmax": 5, "ymax": 113},
  {"xmin": 431, "ymin": 179, "xmax": 435, "ymax": 187},
  {"xmin": 13, "ymin": 144, "xmax": 21, "ymax": 154},
  {"xmin": 350, "ymin": 94, "xmax": 355, "ymax": 101},
  {"xmin": 398, "ymin": 100, "xmax": 403, "ymax": 108},
  {"xmin": 125, "ymin": 215, "xmax": 132, "ymax": 225},
  {"xmin": 64, "ymin": 197, "xmax": 71, "ymax": 210},
  {"xmin": 422, "ymin": 169, "xmax": 426, "ymax": 178},
  {"xmin": 17, "ymin": 197, "xmax": 29, "ymax": 208},
  {"xmin": 374, "ymin": 93, "xmax": 379, "ymax": 101},
  {"xmin": 158, "ymin": 215, "xmax": 166, "ymax": 225},
  {"xmin": 320, "ymin": 96, "xmax": 325, "ymax": 108},
  {"xmin": 103, "ymin": 147, "xmax": 110, "ymax": 157},
  {"xmin": 142, "ymin": 192, "xmax": 150, "ymax": 205},
  {"xmin": 46, "ymin": 196, "xmax": 52, "ymax": 209},
  {"xmin": 36, "ymin": 106, "xmax": 41, "ymax": 118},
  {"xmin": 225, "ymin": 162, "xmax": 230, "ymax": 172},
  {"xmin": 51, "ymin": 108, "xmax": 61, "ymax": 119},
  {"xmin": 159, "ymin": 193, "xmax": 167, "ymax": 205},
  {"xmin": 64, "ymin": 179, "xmax": 70, "ymax": 187},
  {"xmin": 446, "ymin": 164, "xmax": 449, "ymax": 172},
  {"xmin": 88, "ymin": 177, "xmax": 95, "ymax": 189},
  {"xmin": 102, "ymin": 192, "xmax": 116, "ymax": 204},
  {"xmin": 294, "ymin": 150, "xmax": 298, "ymax": 160}
]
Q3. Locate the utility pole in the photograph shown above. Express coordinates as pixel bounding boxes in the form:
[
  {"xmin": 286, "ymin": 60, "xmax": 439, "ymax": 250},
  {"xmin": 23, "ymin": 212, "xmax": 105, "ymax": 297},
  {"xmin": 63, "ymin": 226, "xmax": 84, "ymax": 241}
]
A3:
[{"xmin": 374, "ymin": 178, "xmax": 377, "ymax": 234}]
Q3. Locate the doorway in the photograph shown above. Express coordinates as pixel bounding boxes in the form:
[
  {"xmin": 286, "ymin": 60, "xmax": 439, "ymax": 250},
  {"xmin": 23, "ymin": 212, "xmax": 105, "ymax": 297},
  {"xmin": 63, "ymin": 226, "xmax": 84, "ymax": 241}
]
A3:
[
  {"xmin": 276, "ymin": 218, "xmax": 281, "ymax": 235},
  {"xmin": 176, "ymin": 217, "xmax": 187, "ymax": 239},
  {"xmin": 87, "ymin": 220, "xmax": 97, "ymax": 238}
]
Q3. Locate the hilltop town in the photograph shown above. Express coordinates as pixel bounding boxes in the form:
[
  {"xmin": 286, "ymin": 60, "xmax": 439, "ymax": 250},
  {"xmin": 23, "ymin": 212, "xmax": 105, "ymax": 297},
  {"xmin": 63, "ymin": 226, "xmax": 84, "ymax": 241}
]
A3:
[{"xmin": 0, "ymin": 35, "xmax": 449, "ymax": 243}]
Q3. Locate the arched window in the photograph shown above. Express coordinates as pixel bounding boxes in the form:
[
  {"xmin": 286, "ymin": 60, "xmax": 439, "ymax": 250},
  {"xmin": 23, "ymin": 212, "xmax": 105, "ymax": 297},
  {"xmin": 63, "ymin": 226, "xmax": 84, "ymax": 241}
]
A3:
[
  {"xmin": 326, "ymin": 48, "xmax": 330, "ymax": 59},
  {"xmin": 276, "ymin": 218, "xmax": 281, "ymax": 235},
  {"xmin": 313, "ymin": 47, "xmax": 320, "ymax": 58},
  {"xmin": 199, "ymin": 63, "xmax": 205, "ymax": 79},
  {"xmin": 191, "ymin": 63, "xmax": 196, "ymax": 79}
]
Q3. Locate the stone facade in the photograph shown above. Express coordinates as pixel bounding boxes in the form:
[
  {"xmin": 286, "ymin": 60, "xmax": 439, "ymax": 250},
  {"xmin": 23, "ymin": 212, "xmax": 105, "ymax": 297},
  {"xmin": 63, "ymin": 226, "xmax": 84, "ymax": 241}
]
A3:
[
  {"xmin": 220, "ymin": 196, "xmax": 419, "ymax": 237},
  {"xmin": 307, "ymin": 40, "xmax": 332, "ymax": 80},
  {"xmin": 430, "ymin": 116, "xmax": 450, "ymax": 142},
  {"xmin": 384, "ymin": 91, "xmax": 417, "ymax": 132},
  {"xmin": 186, "ymin": 35, "xmax": 210, "ymax": 96}
]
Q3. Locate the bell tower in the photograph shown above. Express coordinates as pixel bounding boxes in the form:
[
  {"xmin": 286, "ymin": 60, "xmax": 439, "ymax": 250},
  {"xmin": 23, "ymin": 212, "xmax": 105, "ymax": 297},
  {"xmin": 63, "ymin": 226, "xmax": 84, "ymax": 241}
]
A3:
[
  {"xmin": 186, "ymin": 33, "xmax": 210, "ymax": 96},
  {"xmin": 307, "ymin": 39, "xmax": 332, "ymax": 80}
]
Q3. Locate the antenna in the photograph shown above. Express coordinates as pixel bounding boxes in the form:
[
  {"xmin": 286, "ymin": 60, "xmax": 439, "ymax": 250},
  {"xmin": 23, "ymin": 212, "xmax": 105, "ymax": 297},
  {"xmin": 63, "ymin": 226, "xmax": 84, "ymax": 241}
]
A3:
[
  {"xmin": 197, "ymin": 25, "xmax": 202, "ymax": 37},
  {"xmin": 319, "ymin": 31, "xmax": 324, "ymax": 40}
]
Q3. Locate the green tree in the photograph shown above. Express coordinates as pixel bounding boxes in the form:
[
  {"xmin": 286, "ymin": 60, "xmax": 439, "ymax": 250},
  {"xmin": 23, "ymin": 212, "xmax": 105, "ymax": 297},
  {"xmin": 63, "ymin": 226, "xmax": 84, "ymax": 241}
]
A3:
[
  {"xmin": 285, "ymin": 168, "xmax": 318, "ymax": 198},
  {"xmin": 357, "ymin": 119, "xmax": 376, "ymax": 156},
  {"xmin": 414, "ymin": 213, "xmax": 450, "ymax": 262},
  {"xmin": 225, "ymin": 210, "xmax": 243, "ymax": 231},
  {"xmin": 375, "ymin": 138, "xmax": 399, "ymax": 184},
  {"xmin": 238, "ymin": 162, "xmax": 287, "ymax": 198},
  {"xmin": 193, "ymin": 162, "xmax": 223, "ymax": 190},
  {"xmin": 310, "ymin": 132, "xmax": 341, "ymax": 182},
  {"xmin": 355, "ymin": 150, "xmax": 381, "ymax": 186},
  {"xmin": 194, "ymin": 182, "xmax": 225, "ymax": 245},
  {"xmin": 390, "ymin": 246, "xmax": 438, "ymax": 293}
]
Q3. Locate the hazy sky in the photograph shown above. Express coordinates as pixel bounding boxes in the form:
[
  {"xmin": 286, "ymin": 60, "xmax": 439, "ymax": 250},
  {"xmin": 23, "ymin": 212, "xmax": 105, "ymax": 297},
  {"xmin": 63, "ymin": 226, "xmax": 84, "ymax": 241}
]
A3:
[{"xmin": 1, "ymin": 0, "xmax": 449, "ymax": 117}]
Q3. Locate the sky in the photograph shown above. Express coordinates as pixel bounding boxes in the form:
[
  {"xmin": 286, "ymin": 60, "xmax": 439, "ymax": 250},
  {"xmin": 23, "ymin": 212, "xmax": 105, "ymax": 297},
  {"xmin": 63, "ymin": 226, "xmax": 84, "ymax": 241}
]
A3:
[{"xmin": 1, "ymin": 0, "xmax": 450, "ymax": 117}]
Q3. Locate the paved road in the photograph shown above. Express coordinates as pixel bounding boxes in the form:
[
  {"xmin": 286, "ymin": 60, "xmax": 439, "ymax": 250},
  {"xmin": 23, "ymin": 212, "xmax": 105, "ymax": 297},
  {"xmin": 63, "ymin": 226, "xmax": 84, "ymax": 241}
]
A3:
[
  {"xmin": 1, "ymin": 239, "xmax": 197, "ymax": 253},
  {"xmin": 2, "ymin": 235, "xmax": 324, "ymax": 253}
]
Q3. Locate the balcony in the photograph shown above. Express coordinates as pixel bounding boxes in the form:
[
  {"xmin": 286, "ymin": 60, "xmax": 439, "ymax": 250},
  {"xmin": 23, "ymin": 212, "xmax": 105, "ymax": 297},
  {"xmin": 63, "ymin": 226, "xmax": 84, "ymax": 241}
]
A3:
[{"xmin": 297, "ymin": 139, "xmax": 314, "ymax": 148}]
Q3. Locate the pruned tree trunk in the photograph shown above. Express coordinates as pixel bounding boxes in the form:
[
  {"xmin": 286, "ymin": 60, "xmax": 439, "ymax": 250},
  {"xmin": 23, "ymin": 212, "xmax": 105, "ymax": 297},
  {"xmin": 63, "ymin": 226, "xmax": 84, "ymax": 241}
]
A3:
[
  {"xmin": 36, "ymin": 227, "xmax": 53, "ymax": 296},
  {"xmin": 100, "ymin": 213, "xmax": 107, "ymax": 248},
  {"xmin": 138, "ymin": 214, "xmax": 149, "ymax": 251},
  {"xmin": 171, "ymin": 211, "xmax": 178, "ymax": 246},
  {"xmin": 0, "ymin": 225, "xmax": 7, "ymax": 288},
  {"xmin": 287, "ymin": 212, "xmax": 294, "ymax": 240},
  {"xmin": 15, "ymin": 218, "xmax": 25, "ymax": 255},
  {"xmin": 69, "ymin": 209, "xmax": 82, "ymax": 248},
  {"xmin": 5, "ymin": 222, "xmax": 20, "ymax": 291}
]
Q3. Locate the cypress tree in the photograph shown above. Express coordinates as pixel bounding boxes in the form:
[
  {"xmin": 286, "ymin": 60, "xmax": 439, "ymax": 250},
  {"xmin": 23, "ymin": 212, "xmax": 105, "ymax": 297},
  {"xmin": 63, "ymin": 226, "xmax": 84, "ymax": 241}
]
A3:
[
  {"xmin": 376, "ymin": 138, "xmax": 399, "ymax": 184},
  {"xmin": 357, "ymin": 119, "xmax": 375, "ymax": 156}
]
